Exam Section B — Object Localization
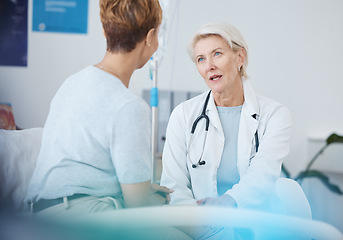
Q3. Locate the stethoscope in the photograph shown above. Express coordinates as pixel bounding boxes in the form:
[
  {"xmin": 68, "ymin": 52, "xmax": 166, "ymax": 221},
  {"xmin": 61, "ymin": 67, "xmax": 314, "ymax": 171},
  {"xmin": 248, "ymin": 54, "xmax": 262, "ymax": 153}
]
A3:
[{"xmin": 188, "ymin": 90, "xmax": 259, "ymax": 168}]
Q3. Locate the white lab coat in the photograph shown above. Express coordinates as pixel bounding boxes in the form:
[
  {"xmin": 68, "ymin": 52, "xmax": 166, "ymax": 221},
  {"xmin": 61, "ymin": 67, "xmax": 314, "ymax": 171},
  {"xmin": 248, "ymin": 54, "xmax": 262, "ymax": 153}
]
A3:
[{"xmin": 160, "ymin": 79, "xmax": 292, "ymax": 209}]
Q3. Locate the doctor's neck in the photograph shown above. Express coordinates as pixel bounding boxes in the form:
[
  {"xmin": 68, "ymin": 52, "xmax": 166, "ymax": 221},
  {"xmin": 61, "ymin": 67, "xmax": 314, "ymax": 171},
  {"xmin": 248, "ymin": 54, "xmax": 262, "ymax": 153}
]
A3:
[{"xmin": 213, "ymin": 85, "xmax": 244, "ymax": 107}]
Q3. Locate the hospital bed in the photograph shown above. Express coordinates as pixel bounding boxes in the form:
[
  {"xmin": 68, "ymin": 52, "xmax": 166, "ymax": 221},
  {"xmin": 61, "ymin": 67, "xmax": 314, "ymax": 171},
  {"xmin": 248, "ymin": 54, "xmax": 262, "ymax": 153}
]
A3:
[{"xmin": 1, "ymin": 128, "xmax": 342, "ymax": 239}]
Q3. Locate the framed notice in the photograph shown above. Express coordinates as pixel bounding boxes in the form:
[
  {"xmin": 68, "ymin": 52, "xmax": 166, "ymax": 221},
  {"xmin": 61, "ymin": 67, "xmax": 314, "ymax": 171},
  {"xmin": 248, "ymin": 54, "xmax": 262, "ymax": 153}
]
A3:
[
  {"xmin": 0, "ymin": 0, "xmax": 28, "ymax": 66},
  {"xmin": 32, "ymin": 0, "xmax": 88, "ymax": 34}
]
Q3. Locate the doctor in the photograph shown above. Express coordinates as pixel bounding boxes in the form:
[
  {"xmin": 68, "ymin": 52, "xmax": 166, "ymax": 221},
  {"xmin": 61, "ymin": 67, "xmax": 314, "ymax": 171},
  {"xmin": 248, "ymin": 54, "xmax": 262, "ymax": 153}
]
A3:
[{"xmin": 160, "ymin": 22, "xmax": 292, "ymax": 212}]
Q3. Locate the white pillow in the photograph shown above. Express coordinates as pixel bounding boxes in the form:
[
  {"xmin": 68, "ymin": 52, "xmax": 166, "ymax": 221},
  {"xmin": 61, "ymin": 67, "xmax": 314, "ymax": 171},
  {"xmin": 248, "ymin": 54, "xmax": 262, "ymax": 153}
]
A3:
[{"xmin": 0, "ymin": 128, "xmax": 43, "ymax": 211}]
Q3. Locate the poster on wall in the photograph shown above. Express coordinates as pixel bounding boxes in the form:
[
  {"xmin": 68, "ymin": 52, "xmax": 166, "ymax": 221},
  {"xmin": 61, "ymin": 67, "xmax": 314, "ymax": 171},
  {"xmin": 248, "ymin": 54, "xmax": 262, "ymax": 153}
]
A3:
[
  {"xmin": 0, "ymin": 0, "xmax": 28, "ymax": 67},
  {"xmin": 32, "ymin": 0, "xmax": 88, "ymax": 34}
]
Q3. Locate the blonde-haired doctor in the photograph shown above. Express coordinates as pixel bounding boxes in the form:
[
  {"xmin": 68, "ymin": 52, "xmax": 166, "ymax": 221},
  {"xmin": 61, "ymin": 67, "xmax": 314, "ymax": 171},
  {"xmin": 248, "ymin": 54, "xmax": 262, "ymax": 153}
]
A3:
[{"xmin": 160, "ymin": 22, "xmax": 292, "ymax": 239}]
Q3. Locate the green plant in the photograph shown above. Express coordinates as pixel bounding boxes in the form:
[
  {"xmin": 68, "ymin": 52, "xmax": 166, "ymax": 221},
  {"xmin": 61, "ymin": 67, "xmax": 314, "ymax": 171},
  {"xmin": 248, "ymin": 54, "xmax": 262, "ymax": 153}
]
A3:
[{"xmin": 282, "ymin": 133, "xmax": 343, "ymax": 195}]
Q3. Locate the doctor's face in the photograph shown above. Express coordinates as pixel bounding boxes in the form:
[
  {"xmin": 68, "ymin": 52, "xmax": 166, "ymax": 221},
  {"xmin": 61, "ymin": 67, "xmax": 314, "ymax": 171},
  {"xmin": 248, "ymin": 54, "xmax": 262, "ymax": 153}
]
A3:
[{"xmin": 194, "ymin": 35, "xmax": 242, "ymax": 95}]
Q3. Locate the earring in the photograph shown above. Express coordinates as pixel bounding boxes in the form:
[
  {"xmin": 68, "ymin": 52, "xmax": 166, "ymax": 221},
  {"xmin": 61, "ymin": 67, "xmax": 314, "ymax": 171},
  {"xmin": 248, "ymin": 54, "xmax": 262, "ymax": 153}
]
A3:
[
  {"xmin": 238, "ymin": 66, "xmax": 241, "ymax": 72},
  {"xmin": 145, "ymin": 42, "xmax": 151, "ymax": 47}
]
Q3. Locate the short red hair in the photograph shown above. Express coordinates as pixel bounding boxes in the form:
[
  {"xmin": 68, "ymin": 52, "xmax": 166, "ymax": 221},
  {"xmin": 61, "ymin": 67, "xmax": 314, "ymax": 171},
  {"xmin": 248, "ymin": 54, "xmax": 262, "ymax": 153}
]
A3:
[{"xmin": 100, "ymin": 0, "xmax": 162, "ymax": 53}]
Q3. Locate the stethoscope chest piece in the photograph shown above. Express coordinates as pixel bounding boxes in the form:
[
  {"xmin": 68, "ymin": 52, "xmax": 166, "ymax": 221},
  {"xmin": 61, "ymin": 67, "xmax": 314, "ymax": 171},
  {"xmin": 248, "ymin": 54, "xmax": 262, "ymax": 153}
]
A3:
[{"xmin": 192, "ymin": 159, "xmax": 206, "ymax": 168}]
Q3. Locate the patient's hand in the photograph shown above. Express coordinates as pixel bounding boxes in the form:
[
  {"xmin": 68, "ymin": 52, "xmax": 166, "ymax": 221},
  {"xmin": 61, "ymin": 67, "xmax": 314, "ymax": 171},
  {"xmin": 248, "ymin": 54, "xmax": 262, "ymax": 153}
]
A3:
[
  {"xmin": 121, "ymin": 181, "xmax": 174, "ymax": 208},
  {"xmin": 150, "ymin": 183, "xmax": 174, "ymax": 205},
  {"xmin": 197, "ymin": 194, "xmax": 237, "ymax": 207}
]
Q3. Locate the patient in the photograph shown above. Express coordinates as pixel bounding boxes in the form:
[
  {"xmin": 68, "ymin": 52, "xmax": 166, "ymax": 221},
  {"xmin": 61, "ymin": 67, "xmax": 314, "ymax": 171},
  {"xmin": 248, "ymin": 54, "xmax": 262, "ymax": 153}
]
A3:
[{"xmin": 25, "ymin": 0, "xmax": 170, "ymax": 217}]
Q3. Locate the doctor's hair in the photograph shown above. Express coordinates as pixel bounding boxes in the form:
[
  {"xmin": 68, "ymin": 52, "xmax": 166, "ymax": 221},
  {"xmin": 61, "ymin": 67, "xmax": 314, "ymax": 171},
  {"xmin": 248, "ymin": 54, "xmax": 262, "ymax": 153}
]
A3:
[
  {"xmin": 189, "ymin": 22, "xmax": 249, "ymax": 79},
  {"xmin": 99, "ymin": 0, "xmax": 162, "ymax": 53}
]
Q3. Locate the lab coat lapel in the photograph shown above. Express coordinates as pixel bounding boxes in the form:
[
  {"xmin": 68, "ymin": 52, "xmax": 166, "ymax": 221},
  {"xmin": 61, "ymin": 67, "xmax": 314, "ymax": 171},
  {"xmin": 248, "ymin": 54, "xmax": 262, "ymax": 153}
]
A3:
[
  {"xmin": 237, "ymin": 79, "xmax": 260, "ymax": 174},
  {"xmin": 206, "ymin": 92, "xmax": 225, "ymax": 170},
  {"xmin": 206, "ymin": 92, "xmax": 223, "ymax": 134}
]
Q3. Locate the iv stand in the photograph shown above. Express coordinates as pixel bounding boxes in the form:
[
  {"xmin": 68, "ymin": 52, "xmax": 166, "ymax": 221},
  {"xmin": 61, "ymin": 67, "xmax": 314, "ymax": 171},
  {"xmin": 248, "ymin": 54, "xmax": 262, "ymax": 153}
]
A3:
[{"xmin": 150, "ymin": 58, "xmax": 158, "ymax": 184}]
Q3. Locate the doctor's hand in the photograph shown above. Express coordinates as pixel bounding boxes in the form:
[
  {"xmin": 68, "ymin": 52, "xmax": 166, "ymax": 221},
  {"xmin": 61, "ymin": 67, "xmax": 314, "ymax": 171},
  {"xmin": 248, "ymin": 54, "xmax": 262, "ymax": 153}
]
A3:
[
  {"xmin": 197, "ymin": 194, "xmax": 237, "ymax": 208},
  {"xmin": 150, "ymin": 183, "xmax": 174, "ymax": 205}
]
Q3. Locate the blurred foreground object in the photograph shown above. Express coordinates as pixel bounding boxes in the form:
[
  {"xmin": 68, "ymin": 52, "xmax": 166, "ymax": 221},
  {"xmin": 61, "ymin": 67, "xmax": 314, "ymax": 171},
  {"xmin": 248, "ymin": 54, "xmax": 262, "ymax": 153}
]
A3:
[{"xmin": 0, "ymin": 103, "xmax": 16, "ymax": 130}]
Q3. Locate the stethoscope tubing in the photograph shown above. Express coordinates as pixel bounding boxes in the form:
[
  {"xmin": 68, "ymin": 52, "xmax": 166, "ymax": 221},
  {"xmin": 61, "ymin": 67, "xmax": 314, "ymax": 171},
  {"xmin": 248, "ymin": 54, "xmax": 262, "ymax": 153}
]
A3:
[
  {"xmin": 191, "ymin": 91, "xmax": 211, "ymax": 134},
  {"xmin": 187, "ymin": 90, "xmax": 259, "ymax": 168},
  {"xmin": 188, "ymin": 91, "xmax": 211, "ymax": 168}
]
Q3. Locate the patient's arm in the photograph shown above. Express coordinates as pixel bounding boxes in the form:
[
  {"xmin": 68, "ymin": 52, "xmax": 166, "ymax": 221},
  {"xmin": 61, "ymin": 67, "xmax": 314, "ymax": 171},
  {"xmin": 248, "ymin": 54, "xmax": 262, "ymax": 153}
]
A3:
[{"xmin": 120, "ymin": 181, "xmax": 172, "ymax": 208}]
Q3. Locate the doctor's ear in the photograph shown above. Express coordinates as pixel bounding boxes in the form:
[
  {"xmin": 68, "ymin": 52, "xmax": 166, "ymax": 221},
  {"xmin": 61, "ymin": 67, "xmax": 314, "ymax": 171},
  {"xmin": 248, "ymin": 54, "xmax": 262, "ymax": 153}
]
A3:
[{"xmin": 238, "ymin": 48, "xmax": 246, "ymax": 64}]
